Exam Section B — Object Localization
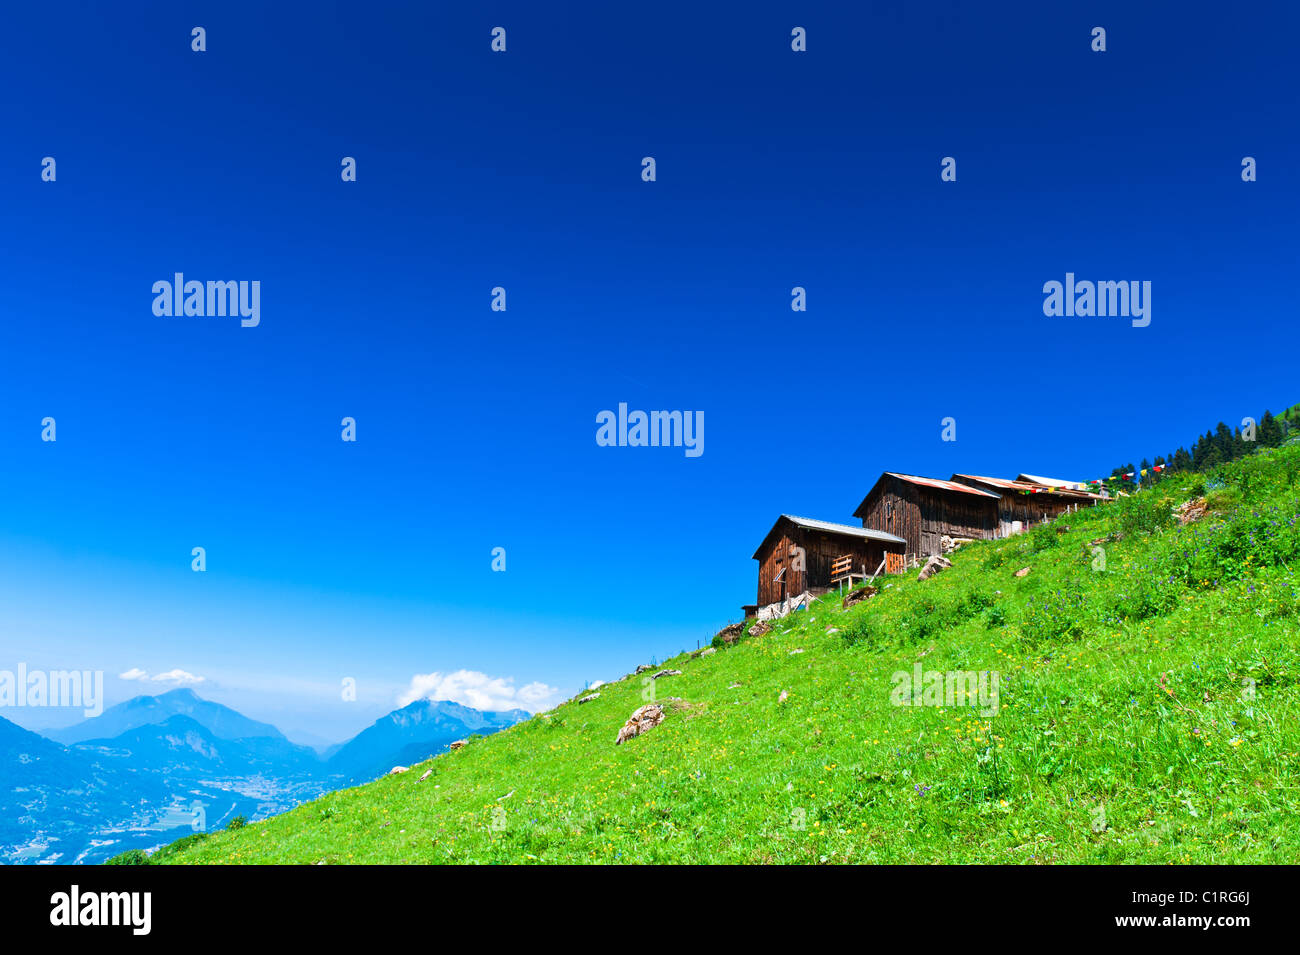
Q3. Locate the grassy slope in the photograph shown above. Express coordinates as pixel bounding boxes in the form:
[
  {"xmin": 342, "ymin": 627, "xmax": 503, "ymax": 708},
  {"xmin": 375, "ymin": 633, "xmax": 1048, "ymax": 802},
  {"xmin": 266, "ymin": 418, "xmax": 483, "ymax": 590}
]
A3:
[{"xmin": 164, "ymin": 445, "xmax": 1300, "ymax": 864}]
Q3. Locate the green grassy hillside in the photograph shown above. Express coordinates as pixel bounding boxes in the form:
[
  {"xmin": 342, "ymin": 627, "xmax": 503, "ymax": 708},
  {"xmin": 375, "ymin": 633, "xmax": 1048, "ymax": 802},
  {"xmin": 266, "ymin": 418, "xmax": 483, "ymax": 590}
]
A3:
[{"xmin": 154, "ymin": 443, "xmax": 1300, "ymax": 864}]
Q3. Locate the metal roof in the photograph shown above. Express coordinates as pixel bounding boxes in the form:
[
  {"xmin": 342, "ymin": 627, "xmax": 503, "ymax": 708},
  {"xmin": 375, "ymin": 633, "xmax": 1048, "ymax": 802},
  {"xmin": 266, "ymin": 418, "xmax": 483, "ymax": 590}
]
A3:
[
  {"xmin": 1012, "ymin": 473, "xmax": 1107, "ymax": 498},
  {"xmin": 853, "ymin": 471, "xmax": 1000, "ymax": 518},
  {"xmin": 884, "ymin": 472, "xmax": 1001, "ymax": 498},
  {"xmin": 959, "ymin": 473, "xmax": 1105, "ymax": 500},
  {"xmin": 953, "ymin": 473, "xmax": 1042, "ymax": 491},
  {"xmin": 752, "ymin": 514, "xmax": 906, "ymax": 559},
  {"xmin": 1017, "ymin": 473, "xmax": 1079, "ymax": 488},
  {"xmin": 783, "ymin": 515, "xmax": 907, "ymax": 543}
]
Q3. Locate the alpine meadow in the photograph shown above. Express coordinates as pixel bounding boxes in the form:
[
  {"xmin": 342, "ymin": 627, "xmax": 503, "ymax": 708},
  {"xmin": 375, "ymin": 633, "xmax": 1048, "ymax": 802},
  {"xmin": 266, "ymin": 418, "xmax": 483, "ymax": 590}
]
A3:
[{"xmin": 134, "ymin": 422, "xmax": 1300, "ymax": 865}]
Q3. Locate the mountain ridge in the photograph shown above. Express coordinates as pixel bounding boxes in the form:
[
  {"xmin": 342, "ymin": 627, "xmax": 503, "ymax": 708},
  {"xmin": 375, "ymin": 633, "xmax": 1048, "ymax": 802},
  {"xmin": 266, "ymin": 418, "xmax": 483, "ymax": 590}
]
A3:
[
  {"xmin": 326, "ymin": 699, "xmax": 529, "ymax": 783},
  {"xmin": 50, "ymin": 688, "xmax": 287, "ymax": 745},
  {"xmin": 3, "ymin": 690, "xmax": 531, "ymax": 863}
]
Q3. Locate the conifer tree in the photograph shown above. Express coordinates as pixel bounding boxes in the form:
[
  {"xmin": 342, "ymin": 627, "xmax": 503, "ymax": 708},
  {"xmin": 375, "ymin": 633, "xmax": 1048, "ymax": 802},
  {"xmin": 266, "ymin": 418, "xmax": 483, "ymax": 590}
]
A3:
[
  {"xmin": 1192, "ymin": 433, "xmax": 1211, "ymax": 470},
  {"xmin": 1214, "ymin": 422, "xmax": 1234, "ymax": 461},
  {"xmin": 1260, "ymin": 410, "xmax": 1282, "ymax": 447}
]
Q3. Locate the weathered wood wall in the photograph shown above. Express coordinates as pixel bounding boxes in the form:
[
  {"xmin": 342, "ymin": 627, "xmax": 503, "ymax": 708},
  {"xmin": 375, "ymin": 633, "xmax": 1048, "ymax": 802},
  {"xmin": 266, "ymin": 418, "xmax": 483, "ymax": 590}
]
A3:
[
  {"xmin": 755, "ymin": 531, "xmax": 797, "ymax": 606},
  {"xmin": 915, "ymin": 486, "xmax": 998, "ymax": 554},
  {"xmin": 858, "ymin": 478, "xmax": 922, "ymax": 554},
  {"xmin": 754, "ymin": 520, "xmax": 903, "ymax": 606},
  {"xmin": 858, "ymin": 476, "xmax": 998, "ymax": 557},
  {"xmin": 951, "ymin": 476, "xmax": 1093, "ymax": 537}
]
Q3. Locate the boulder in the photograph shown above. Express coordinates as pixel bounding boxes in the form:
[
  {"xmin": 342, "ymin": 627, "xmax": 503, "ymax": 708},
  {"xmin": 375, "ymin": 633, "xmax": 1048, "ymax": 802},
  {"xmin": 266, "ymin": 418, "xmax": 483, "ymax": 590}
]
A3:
[
  {"xmin": 418, "ymin": 768, "xmax": 433, "ymax": 782},
  {"xmin": 917, "ymin": 555, "xmax": 952, "ymax": 582},
  {"xmin": 634, "ymin": 664, "xmax": 654, "ymax": 675},
  {"xmin": 1176, "ymin": 497, "xmax": 1208, "ymax": 525},
  {"xmin": 577, "ymin": 692, "xmax": 601, "ymax": 704},
  {"xmin": 714, "ymin": 622, "xmax": 745, "ymax": 645},
  {"xmin": 1014, "ymin": 567, "xmax": 1031, "ymax": 578},
  {"xmin": 652, "ymin": 669, "xmax": 682, "ymax": 680},
  {"xmin": 449, "ymin": 739, "xmax": 468, "ymax": 751},
  {"xmin": 700, "ymin": 647, "xmax": 716, "ymax": 656},
  {"xmin": 748, "ymin": 620, "xmax": 772, "ymax": 638},
  {"xmin": 940, "ymin": 535, "xmax": 977, "ymax": 554},
  {"xmin": 388, "ymin": 766, "xmax": 409, "ymax": 775},
  {"xmin": 842, "ymin": 585, "xmax": 878, "ymax": 609},
  {"xmin": 615, "ymin": 704, "xmax": 665, "ymax": 745}
]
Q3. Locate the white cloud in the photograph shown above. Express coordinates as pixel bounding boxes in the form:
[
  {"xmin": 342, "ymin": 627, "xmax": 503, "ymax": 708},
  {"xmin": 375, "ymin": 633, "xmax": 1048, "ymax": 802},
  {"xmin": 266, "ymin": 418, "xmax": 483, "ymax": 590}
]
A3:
[
  {"xmin": 118, "ymin": 668, "xmax": 206, "ymax": 687},
  {"xmin": 152, "ymin": 669, "xmax": 206, "ymax": 686},
  {"xmin": 398, "ymin": 669, "xmax": 558, "ymax": 713}
]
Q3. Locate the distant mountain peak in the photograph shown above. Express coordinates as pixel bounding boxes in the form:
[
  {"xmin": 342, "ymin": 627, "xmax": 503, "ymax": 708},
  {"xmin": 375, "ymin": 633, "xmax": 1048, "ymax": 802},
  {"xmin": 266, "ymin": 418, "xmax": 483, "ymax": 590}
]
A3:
[
  {"xmin": 405, "ymin": 697, "xmax": 529, "ymax": 719},
  {"xmin": 49, "ymin": 688, "xmax": 286, "ymax": 745},
  {"xmin": 160, "ymin": 687, "xmax": 202, "ymax": 701},
  {"xmin": 327, "ymin": 698, "xmax": 527, "ymax": 783}
]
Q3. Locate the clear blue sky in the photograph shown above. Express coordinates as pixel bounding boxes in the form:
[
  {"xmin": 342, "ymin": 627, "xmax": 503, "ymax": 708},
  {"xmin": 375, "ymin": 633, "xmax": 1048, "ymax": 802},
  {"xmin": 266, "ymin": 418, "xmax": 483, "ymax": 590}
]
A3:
[{"xmin": 1, "ymin": 1, "xmax": 1295, "ymax": 741}]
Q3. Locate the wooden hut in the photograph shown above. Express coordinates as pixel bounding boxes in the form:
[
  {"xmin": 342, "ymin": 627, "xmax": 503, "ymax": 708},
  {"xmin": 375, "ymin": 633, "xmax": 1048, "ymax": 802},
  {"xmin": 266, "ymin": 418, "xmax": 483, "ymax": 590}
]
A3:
[
  {"xmin": 852, "ymin": 472, "xmax": 1000, "ymax": 558},
  {"xmin": 750, "ymin": 515, "xmax": 906, "ymax": 610},
  {"xmin": 951, "ymin": 474, "xmax": 1104, "ymax": 537}
]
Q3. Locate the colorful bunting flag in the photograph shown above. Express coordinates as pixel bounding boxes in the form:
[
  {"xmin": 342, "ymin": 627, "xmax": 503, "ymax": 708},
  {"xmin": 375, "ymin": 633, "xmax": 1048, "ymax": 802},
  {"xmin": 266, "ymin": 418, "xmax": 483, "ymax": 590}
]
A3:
[
  {"xmin": 1013, "ymin": 462, "xmax": 1174, "ymax": 496},
  {"xmin": 1083, "ymin": 463, "xmax": 1170, "ymax": 486}
]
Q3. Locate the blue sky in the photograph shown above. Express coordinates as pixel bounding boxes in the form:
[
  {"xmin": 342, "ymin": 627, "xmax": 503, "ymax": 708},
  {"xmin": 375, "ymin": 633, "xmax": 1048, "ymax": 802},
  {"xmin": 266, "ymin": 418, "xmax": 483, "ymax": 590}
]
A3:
[{"xmin": 1, "ymin": 1, "xmax": 1295, "ymax": 742}]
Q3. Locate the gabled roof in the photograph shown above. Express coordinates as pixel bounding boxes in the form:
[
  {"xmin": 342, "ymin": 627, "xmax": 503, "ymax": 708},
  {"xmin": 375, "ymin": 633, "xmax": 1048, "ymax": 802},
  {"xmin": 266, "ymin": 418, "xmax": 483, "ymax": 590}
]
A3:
[
  {"xmin": 752, "ymin": 514, "xmax": 906, "ymax": 560},
  {"xmin": 957, "ymin": 473, "xmax": 1107, "ymax": 501},
  {"xmin": 852, "ymin": 471, "xmax": 999, "ymax": 518},
  {"xmin": 953, "ymin": 473, "xmax": 1042, "ymax": 492},
  {"xmin": 1005, "ymin": 473, "xmax": 1107, "ymax": 499},
  {"xmin": 885, "ymin": 472, "xmax": 1001, "ymax": 497},
  {"xmin": 1017, "ymin": 473, "xmax": 1079, "ymax": 488}
]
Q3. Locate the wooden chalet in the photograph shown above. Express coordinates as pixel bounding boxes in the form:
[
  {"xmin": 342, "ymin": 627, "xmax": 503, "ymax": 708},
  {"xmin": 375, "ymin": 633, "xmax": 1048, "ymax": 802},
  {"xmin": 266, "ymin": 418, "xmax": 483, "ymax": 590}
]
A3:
[
  {"xmin": 951, "ymin": 474, "xmax": 1104, "ymax": 537},
  {"xmin": 852, "ymin": 472, "xmax": 1000, "ymax": 558},
  {"xmin": 749, "ymin": 515, "xmax": 906, "ymax": 611}
]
